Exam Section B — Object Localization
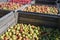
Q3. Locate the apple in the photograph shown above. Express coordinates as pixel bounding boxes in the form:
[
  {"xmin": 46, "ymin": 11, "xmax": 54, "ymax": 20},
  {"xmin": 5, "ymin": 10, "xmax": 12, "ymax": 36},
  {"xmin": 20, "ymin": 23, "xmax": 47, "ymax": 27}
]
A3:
[
  {"xmin": 14, "ymin": 25, "xmax": 17, "ymax": 30},
  {"xmin": 18, "ymin": 33, "xmax": 21, "ymax": 36},
  {"xmin": 20, "ymin": 28, "xmax": 23, "ymax": 33},
  {"xmin": 8, "ymin": 36, "xmax": 10, "ymax": 39},
  {"xmin": 4, "ymin": 37, "xmax": 8, "ymax": 40},
  {"xmin": 17, "ymin": 26, "xmax": 20, "ymax": 31},
  {"xmin": 9, "ymin": 38, "xmax": 13, "ymax": 40},
  {"xmin": 16, "ymin": 30, "xmax": 19, "ymax": 35},
  {"xmin": 22, "ymin": 38, "xmax": 26, "ymax": 40},
  {"xmin": 12, "ymin": 29, "xmax": 16, "ymax": 35},
  {"xmin": 17, "ymin": 24, "xmax": 20, "ymax": 27},
  {"xmin": 12, "ymin": 35, "xmax": 17, "ymax": 40},
  {"xmin": 8, "ymin": 32, "xmax": 12, "ymax": 36},
  {"xmin": 23, "ymin": 34, "xmax": 26, "ymax": 37},
  {"xmin": 25, "ymin": 37, "xmax": 30, "ymax": 40},
  {"xmin": 18, "ymin": 36, "xmax": 22, "ymax": 40},
  {"xmin": 11, "ymin": 29, "xmax": 15, "ymax": 32},
  {"xmin": 0, "ymin": 36, "xmax": 4, "ymax": 39},
  {"xmin": 3, "ymin": 7, "xmax": 8, "ymax": 10},
  {"xmin": 5, "ymin": 32, "xmax": 9, "ymax": 38},
  {"xmin": 0, "ymin": 24, "xmax": 41, "ymax": 40}
]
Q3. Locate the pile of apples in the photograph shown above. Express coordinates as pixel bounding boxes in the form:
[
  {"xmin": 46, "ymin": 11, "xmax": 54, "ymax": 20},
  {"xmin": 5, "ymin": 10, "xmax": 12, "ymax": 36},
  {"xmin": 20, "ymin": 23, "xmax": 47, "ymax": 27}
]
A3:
[
  {"xmin": 23, "ymin": 5, "xmax": 58, "ymax": 15},
  {"xmin": 9, "ymin": 0, "xmax": 31, "ymax": 4},
  {"xmin": 0, "ymin": 24, "xmax": 39, "ymax": 40},
  {"xmin": 0, "ymin": 2, "xmax": 22, "ymax": 10},
  {"xmin": 0, "ymin": 24, "xmax": 60, "ymax": 40}
]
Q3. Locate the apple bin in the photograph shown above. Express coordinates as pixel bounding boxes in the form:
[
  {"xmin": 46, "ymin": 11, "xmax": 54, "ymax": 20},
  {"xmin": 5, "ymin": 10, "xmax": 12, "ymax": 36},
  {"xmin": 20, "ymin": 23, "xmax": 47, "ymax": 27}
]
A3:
[
  {"xmin": 17, "ymin": 1, "xmax": 60, "ymax": 27},
  {"xmin": 0, "ymin": 11, "xmax": 60, "ymax": 40}
]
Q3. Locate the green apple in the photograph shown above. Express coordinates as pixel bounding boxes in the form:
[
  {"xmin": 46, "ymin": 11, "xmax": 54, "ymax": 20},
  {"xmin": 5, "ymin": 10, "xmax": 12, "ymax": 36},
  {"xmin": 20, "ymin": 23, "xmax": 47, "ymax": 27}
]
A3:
[
  {"xmin": 3, "ymin": 7, "xmax": 8, "ymax": 10},
  {"xmin": 8, "ymin": 32, "xmax": 12, "ymax": 36},
  {"xmin": 27, "ymin": 34, "xmax": 31, "ymax": 39},
  {"xmin": 2, "ymin": 34, "xmax": 5, "ymax": 37},
  {"xmin": 0, "ymin": 36, "xmax": 4, "ymax": 39},
  {"xmin": 5, "ymin": 32, "xmax": 8, "ymax": 34},
  {"xmin": 22, "ymin": 31, "xmax": 25, "ymax": 34},
  {"xmin": 24, "ymin": 24, "xmax": 27, "ymax": 27},
  {"xmin": 12, "ymin": 35, "xmax": 17, "ymax": 40},
  {"xmin": 12, "ymin": 31, "xmax": 16, "ymax": 35},
  {"xmin": 33, "ymin": 33, "xmax": 37, "ymax": 37},
  {"xmin": 17, "ymin": 24, "xmax": 20, "ymax": 27},
  {"xmin": 14, "ymin": 25, "xmax": 17, "ymax": 30},
  {"xmin": 17, "ymin": 26, "xmax": 20, "ymax": 31},
  {"xmin": 35, "ymin": 30, "xmax": 39, "ymax": 34},
  {"xmin": 30, "ymin": 29, "xmax": 34, "ymax": 34},
  {"xmin": 8, "ymin": 36, "xmax": 10, "ymax": 39},
  {"xmin": 9, "ymin": 38, "xmax": 13, "ymax": 40},
  {"xmin": 11, "ymin": 29, "xmax": 15, "ymax": 32},
  {"xmin": 29, "ymin": 36, "xmax": 32, "ymax": 40},
  {"xmin": 0, "ymin": 34, "xmax": 5, "ymax": 39}
]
